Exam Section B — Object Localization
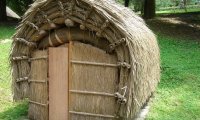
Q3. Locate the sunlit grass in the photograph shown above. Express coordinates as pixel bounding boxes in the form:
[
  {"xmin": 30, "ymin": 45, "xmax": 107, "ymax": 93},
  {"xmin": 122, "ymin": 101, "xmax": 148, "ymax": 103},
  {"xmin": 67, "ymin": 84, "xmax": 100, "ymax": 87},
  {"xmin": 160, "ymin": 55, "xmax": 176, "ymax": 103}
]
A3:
[
  {"xmin": 156, "ymin": 7, "xmax": 200, "ymax": 14},
  {"xmin": 0, "ymin": 27, "xmax": 28, "ymax": 120},
  {"xmin": 147, "ymin": 35, "xmax": 200, "ymax": 120}
]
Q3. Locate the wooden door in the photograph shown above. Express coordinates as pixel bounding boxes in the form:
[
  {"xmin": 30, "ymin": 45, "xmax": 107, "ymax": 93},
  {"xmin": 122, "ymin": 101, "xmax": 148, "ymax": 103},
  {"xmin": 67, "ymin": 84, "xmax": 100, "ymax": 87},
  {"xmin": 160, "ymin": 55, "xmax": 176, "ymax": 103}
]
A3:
[
  {"xmin": 49, "ymin": 46, "xmax": 69, "ymax": 120},
  {"xmin": 49, "ymin": 42, "xmax": 118, "ymax": 120}
]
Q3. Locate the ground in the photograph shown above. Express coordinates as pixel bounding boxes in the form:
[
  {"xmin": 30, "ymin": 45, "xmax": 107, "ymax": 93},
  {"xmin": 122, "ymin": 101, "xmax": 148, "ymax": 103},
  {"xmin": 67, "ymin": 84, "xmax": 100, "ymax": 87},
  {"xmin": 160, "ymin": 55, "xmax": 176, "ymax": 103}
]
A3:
[
  {"xmin": 146, "ymin": 12, "xmax": 200, "ymax": 120},
  {"xmin": 147, "ymin": 12, "xmax": 200, "ymax": 41},
  {"xmin": 0, "ymin": 12, "xmax": 200, "ymax": 120}
]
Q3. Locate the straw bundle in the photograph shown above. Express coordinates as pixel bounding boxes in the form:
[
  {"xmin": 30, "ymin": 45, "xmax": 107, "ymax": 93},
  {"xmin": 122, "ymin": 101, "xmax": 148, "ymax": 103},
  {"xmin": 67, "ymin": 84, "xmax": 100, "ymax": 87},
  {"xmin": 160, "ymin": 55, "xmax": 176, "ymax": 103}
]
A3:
[{"xmin": 10, "ymin": 0, "xmax": 160, "ymax": 119}]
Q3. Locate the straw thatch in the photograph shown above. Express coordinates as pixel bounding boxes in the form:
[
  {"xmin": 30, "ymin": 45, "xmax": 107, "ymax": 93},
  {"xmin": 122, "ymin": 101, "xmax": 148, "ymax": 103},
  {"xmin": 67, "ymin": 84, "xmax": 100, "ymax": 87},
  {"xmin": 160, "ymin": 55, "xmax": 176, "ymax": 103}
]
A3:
[
  {"xmin": 69, "ymin": 42, "xmax": 118, "ymax": 120},
  {"xmin": 28, "ymin": 50, "xmax": 48, "ymax": 120},
  {"xmin": 10, "ymin": 0, "xmax": 160, "ymax": 119}
]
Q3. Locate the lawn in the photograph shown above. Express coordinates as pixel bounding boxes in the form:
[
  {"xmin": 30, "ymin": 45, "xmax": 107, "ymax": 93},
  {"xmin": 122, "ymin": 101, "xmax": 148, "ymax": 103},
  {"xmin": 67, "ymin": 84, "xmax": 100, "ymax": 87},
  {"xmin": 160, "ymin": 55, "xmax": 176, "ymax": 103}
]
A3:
[
  {"xmin": 147, "ymin": 35, "xmax": 200, "ymax": 120},
  {"xmin": 0, "ymin": 23, "xmax": 200, "ymax": 120},
  {"xmin": 0, "ymin": 25, "xmax": 15, "ymax": 40},
  {"xmin": 0, "ymin": 25, "xmax": 28, "ymax": 120}
]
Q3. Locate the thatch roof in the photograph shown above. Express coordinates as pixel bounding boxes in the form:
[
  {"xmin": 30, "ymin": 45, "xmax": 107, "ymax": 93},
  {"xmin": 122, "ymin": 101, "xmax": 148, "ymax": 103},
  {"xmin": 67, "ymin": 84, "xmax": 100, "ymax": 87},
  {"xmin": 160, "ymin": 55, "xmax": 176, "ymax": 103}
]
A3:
[{"xmin": 10, "ymin": 0, "xmax": 160, "ymax": 119}]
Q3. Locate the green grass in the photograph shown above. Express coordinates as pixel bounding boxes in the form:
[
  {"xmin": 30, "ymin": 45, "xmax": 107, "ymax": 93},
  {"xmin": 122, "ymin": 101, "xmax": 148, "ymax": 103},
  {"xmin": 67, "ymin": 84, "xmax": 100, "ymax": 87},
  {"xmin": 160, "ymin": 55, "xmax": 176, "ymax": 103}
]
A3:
[
  {"xmin": 147, "ymin": 35, "xmax": 200, "ymax": 120},
  {"xmin": 156, "ymin": 7, "xmax": 200, "ymax": 14},
  {"xmin": 0, "ymin": 24, "xmax": 200, "ymax": 119},
  {"xmin": 0, "ymin": 27, "xmax": 28, "ymax": 120},
  {"xmin": 0, "ymin": 25, "xmax": 15, "ymax": 40}
]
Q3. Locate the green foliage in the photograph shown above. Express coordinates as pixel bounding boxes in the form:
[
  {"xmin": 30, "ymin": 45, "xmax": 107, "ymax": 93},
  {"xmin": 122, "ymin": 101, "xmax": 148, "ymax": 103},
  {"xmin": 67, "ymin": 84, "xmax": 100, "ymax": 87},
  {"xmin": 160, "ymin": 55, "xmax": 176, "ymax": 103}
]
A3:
[
  {"xmin": 132, "ymin": 0, "xmax": 144, "ymax": 12},
  {"xmin": 156, "ymin": 0, "xmax": 175, "ymax": 9},
  {"xmin": 6, "ymin": 0, "xmax": 32, "ymax": 16},
  {"xmin": 5, "ymin": 0, "xmax": 199, "ymax": 16},
  {"xmin": 116, "ymin": 0, "xmax": 199, "ymax": 12},
  {"xmin": 155, "ymin": 0, "xmax": 198, "ymax": 10}
]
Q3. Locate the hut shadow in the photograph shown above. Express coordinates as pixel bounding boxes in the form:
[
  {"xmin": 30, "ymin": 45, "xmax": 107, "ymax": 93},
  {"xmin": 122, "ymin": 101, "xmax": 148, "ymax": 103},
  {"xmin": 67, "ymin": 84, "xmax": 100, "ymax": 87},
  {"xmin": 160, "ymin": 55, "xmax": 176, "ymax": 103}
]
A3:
[
  {"xmin": 146, "ymin": 12, "xmax": 200, "ymax": 41},
  {"xmin": 0, "ymin": 102, "xmax": 28, "ymax": 120}
]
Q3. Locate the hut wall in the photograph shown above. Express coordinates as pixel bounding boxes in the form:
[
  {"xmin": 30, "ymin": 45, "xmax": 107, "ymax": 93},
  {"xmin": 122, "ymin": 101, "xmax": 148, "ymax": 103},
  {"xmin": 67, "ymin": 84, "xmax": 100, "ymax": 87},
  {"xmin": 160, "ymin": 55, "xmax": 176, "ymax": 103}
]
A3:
[
  {"xmin": 69, "ymin": 42, "xmax": 119, "ymax": 120},
  {"xmin": 28, "ymin": 50, "xmax": 48, "ymax": 120}
]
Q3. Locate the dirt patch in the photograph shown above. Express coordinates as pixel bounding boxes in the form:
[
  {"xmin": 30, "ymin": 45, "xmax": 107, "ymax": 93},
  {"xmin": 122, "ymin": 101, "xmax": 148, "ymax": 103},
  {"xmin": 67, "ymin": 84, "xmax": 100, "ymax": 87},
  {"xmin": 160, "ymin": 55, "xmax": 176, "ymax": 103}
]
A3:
[{"xmin": 146, "ymin": 12, "xmax": 200, "ymax": 41}]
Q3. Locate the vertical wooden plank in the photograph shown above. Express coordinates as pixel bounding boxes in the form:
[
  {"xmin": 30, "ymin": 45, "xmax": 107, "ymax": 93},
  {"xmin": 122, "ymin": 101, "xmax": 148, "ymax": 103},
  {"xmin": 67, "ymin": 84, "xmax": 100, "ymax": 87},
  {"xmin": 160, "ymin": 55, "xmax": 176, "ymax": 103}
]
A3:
[
  {"xmin": 49, "ymin": 47, "xmax": 69, "ymax": 120},
  {"xmin": 68, "ymin": 41, "xmax": 73, "ymax": 120}
]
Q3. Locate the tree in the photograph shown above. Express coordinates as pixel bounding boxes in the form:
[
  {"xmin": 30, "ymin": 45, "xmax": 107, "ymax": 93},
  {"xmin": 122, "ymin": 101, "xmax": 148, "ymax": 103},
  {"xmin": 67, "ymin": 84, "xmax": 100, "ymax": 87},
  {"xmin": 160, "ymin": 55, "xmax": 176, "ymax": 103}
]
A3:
[
  {"xmin": 26, "ymin": 0, "xmax": 33, "ymax": 8},
  {"xmin": 125, "ymin": 0, "xmax": 130, "ymax": 7},
  {"xmin": 143, "ymin": 0, "xmax": 156, "ymax": 19},
  {"xmin": 133, "ymin": 0, "xmax": 145, "ymax": 13},
  {"xmin": 7, "ymin": 0, "xmax": 34, "ymax": 16},
  {"xmin": 0, "ymin": 0, "xmax": 7, "ymax": 21}
]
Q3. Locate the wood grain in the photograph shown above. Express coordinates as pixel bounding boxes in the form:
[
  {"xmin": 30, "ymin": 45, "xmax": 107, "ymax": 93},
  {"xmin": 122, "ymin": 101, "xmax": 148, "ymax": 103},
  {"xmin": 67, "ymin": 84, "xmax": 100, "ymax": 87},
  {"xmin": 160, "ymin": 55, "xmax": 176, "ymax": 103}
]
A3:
[
  {"xmin": 49, "ymin": 47, "xmax": 69, "ymax": 120},
  {"xmin": 68, "ymin": 41, "xmax": 73, "ymax": 120}
]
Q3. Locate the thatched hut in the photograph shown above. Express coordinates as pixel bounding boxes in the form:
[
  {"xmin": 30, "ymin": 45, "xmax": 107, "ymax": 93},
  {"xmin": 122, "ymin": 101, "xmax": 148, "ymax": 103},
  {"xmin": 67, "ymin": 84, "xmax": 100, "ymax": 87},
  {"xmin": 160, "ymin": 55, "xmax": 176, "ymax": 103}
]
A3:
[{"xmin": 10, "ymin": 0, "xmax": 160, "ymax": 119}]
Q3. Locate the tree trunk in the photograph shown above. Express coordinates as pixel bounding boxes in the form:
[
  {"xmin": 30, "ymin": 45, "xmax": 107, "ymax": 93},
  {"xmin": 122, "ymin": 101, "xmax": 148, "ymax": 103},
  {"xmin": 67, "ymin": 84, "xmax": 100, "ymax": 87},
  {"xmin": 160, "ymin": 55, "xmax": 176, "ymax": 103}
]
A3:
[
  {"xmin": 143, "ymin": 0, "xmax": 156, "ymax": 19},
  {"xmin": 125, "ymin": 0, "xmax": 130, "ymax": 7},
  {"xmin": 0, "ymin": 0, "xmax": 7, "ymax": 21}
]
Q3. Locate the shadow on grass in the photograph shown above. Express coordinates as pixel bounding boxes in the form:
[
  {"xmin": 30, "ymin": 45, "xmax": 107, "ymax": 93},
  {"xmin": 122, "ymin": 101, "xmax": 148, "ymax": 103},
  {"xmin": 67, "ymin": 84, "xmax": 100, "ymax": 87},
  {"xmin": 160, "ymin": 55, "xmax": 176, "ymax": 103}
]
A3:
[
  {"xmin": 146, "ymin": 12, "xmax": 200, "ymax": 42},
  {"xmin": 0, "ymin": 102, "xmax": 28, "ymax": 120}
]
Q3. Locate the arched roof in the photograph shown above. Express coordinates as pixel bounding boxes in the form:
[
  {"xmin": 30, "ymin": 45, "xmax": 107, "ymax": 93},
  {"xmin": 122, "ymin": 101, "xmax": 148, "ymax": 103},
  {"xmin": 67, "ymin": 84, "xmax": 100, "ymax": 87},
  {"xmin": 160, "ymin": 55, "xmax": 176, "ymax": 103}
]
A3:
[{"xmin": 11, "ymin": 0, "xmax": 160, "ymax": 119}]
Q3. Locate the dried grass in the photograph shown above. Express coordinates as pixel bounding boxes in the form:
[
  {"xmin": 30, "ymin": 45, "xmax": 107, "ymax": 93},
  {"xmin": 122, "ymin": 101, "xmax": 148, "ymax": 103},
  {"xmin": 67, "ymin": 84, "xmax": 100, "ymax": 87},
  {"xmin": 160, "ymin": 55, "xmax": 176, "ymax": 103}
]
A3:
[
  {"xmin": 11, "ymin": 0, "xmax": 160, "ymax": 119},
  {"xmin": 28, "ymin": 50, "xmax": 48, "ymax": 120},
  {"xmin": 70, "ymin": 42, "xmax": 118, "ymax": 119}
]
